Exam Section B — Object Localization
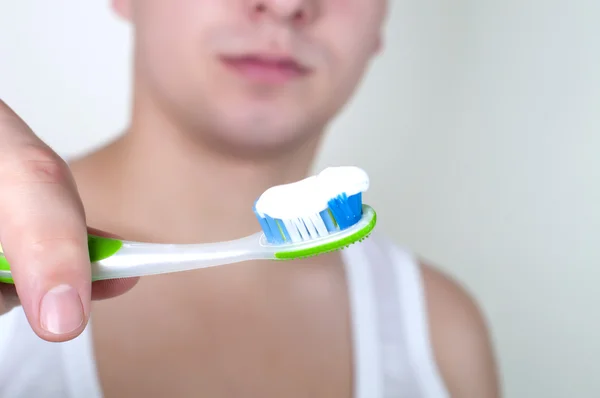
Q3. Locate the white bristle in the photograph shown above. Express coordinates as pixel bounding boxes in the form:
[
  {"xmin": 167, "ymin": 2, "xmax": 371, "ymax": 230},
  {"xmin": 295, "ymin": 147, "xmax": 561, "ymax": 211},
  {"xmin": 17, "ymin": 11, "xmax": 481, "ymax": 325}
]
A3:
[
  {"xmin": 302, "ymin": 216, "xmax": 318, "ymax": 237},
  {"xmin": 309, "ymin": 213, "xmax": 329, "ymax": 236},
  {"xmin": 283, "ymin": 219, "xmax": 302, "ymax": 242},
  {"xmin": 279, "ymin": 213, "xmax": 331, "ymax": 243},
  {"xmin": 293, "ymin": 218, "xmax": 311, "ymax": 241}
]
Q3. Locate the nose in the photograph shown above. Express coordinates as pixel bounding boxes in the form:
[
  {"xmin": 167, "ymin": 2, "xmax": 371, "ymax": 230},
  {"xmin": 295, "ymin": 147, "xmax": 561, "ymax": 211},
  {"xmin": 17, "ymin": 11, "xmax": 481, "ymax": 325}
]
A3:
[{"xmin": 248, "ymin": 0, "xmax": 318, "ymax": 25}]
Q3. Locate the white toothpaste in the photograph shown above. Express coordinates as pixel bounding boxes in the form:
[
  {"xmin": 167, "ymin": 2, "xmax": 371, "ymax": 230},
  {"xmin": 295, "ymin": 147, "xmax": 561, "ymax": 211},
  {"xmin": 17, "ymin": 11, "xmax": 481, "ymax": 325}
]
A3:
[
  {"xmin": 255, "ymin": 175, "xmax": 325, "ymax": 219},
  {"xmin": 317, "ymin": 166, "xmax": 370, "ymax": 200},
  {"xmin": 255, "ymin": 166, "xmax": 370, "ymax": 220}
]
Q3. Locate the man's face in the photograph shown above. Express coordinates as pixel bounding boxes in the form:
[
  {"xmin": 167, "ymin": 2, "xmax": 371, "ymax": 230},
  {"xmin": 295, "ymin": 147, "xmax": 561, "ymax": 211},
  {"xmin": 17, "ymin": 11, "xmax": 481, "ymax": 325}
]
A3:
[{"xmin": 114, "ymin": 0, "xmax": 386, "ymax": 154}]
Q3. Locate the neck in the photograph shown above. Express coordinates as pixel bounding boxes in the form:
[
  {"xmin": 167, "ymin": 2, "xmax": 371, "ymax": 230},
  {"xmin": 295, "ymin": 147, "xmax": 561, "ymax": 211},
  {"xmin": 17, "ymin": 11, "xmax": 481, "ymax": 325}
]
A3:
[{"xmin": 82, "ymin": 95, "xmax": 322, "ymax": 245}]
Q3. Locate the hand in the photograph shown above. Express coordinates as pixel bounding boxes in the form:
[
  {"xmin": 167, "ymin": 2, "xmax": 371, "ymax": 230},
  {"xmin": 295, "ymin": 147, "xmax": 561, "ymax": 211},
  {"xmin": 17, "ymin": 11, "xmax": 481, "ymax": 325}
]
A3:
[{"xmin": 0, "ymin": 100, "xmax": 138, "ymax": 342}]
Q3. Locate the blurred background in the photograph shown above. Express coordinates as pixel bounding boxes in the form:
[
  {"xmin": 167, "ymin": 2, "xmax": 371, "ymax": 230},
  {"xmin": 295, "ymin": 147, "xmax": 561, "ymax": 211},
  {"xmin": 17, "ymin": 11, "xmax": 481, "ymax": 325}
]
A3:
[{"xmin": 1, "ymin": 1, "xmax": 599, "ymax": 396}]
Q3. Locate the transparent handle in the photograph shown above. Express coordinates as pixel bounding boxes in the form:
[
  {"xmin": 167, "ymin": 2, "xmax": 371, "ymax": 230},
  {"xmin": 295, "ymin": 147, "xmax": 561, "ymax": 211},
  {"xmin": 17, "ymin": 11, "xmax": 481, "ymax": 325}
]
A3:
[
  {"xmin": 0, "ymin": 233, "xmax": 272, "ymax": 283},
  {"xmin": 89, "ymin": 232, "xmax": 272, "ymax": 281}
]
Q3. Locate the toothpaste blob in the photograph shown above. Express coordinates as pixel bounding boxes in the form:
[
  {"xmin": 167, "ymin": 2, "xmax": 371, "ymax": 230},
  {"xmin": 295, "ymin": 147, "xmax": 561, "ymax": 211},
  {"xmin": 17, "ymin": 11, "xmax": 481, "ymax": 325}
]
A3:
[
  {"xmin": 254, "ymin": 175, "xmax": 324, "ymax": 219},
  {"xmin": 254, "ymin": 166, "xmax": 370, "ymax": 244},
  {"xmin": 255, "ymin": 166, "xmax": 370, "ymax": 219},
  {"xmin": 317, "ymin": 166, "xmax": 369, "ymax": 201}
]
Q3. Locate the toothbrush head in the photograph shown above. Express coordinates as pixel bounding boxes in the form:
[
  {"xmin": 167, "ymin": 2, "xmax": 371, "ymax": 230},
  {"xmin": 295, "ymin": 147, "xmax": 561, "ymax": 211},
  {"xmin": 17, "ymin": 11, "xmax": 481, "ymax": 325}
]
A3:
[{"xmin": 252, "ymin": 166, "xmax": 377, "ymax": 259}]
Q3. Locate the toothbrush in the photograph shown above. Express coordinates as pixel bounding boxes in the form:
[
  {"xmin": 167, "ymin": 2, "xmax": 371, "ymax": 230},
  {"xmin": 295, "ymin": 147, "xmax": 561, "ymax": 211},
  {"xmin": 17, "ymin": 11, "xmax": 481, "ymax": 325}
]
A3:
[{"xmin": 0, "ymin": 166, "xmax": 377, "ymax": 283}]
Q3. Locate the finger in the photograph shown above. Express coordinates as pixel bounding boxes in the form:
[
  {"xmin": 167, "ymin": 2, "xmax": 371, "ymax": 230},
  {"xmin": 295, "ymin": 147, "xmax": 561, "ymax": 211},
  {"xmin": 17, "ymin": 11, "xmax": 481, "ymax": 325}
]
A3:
[{"xmin": 0, "ymin": 99, "xmax": 91, "ymax": 342}]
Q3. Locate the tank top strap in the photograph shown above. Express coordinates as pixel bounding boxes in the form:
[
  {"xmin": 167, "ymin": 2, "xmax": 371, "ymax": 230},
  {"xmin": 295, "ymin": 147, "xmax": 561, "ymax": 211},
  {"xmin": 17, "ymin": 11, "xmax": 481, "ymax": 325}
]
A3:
[{"xmin": 342, "ymin": 233, "xmax": 448, "ymax": 398}]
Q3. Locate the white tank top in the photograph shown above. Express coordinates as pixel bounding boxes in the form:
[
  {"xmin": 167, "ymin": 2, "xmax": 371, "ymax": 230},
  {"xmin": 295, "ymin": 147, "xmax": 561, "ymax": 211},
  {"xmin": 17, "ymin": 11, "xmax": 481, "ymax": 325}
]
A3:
[{"xmin": 0, "ymin": 232, "xmax": 448, "ymax": 397}]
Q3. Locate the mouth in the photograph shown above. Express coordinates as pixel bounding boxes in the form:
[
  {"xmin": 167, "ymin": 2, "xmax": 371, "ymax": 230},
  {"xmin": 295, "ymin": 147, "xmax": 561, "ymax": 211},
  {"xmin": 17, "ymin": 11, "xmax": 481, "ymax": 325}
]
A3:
[{"xmin": 219, "ymin": 53, "xmax": 312, "ymax": 84}]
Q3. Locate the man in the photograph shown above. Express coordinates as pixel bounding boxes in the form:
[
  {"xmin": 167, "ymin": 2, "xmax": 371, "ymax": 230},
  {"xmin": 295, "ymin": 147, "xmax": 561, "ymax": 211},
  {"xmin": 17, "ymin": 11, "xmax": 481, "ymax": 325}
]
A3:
[{"xmin": 0, "ymin": 0, "xmax": 500, "ymax": 397}]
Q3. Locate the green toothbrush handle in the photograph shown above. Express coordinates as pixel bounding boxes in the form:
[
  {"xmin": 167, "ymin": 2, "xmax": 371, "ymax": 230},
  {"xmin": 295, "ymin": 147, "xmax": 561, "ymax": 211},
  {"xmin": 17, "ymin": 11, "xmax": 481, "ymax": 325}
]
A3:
[{"xmin": 0, "ymin": 234, "xmax": 123, "ymax": 284}]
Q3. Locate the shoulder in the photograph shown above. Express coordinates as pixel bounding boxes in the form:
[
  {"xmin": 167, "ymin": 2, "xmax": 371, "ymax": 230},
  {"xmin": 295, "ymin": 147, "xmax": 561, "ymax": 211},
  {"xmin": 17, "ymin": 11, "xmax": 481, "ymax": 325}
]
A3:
[
  {"xmin": 353, "ymin": 234, "xmax": 501, "ymax": 397},
  {"xmin": 420, "ymin": 261, "xmax": 501, "ymax": 397}
]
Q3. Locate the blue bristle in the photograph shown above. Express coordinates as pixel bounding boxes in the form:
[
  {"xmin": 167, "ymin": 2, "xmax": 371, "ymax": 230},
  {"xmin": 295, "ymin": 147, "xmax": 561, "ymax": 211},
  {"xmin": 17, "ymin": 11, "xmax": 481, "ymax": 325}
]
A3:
[
  {"xmin": 253, "ymin": 211, "xmax": 274, "ymax": 243},
  {"xmin": 327, "ymin": 192, "xmax": 363, "ymax": 230},
  {"xmin": 347, "ymin": 192, "xmax": 362, "ymax": 215},
  {"xmin": 265, "ymin": 215, "xmax": 284, "ymax": 244},
  {"xmin": 253, "ymin": 201, "xmax": 293, "ymax": 244},
  {"xmin": 256, "ymin": 216, "xmax": 271, "ymax": 238},
  {"xmin": 319, "ymin": 209, "xmax": 337, "ymax": 232},
  {"xmin": 277, "ymin": 218, "xmax": 292, "ymax": 241}
]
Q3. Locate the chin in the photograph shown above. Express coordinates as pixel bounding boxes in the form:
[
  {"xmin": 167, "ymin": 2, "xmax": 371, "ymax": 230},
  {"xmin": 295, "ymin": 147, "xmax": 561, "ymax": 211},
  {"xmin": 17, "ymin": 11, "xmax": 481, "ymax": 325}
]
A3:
[{"xmin": 198, "ymin": 110, "xmax": 322, "ymax": 160}]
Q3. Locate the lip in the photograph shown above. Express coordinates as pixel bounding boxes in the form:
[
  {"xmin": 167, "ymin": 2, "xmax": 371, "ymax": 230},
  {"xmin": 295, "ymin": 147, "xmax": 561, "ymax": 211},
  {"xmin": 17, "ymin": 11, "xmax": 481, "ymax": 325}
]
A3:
[{"xmin": 219, "ymin": 53, "xmax": 312, "ymax": 84}]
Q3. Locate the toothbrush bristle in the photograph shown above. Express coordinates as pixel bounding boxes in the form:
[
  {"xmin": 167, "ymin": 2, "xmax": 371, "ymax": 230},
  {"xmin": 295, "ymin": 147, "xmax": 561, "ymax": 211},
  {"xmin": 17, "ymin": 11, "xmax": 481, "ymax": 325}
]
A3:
[{"xmin": 254, "ymin": 193, "xmax": 364, "ymax": 245}]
